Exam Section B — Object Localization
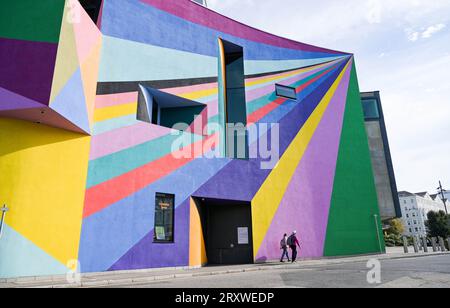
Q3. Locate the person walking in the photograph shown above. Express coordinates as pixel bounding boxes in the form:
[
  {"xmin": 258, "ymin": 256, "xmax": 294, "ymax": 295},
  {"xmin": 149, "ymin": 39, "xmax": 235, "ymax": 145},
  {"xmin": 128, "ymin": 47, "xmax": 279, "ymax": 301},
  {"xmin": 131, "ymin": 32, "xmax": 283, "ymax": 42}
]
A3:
[
  {"xmin": 280, "ymin": 233, "xmax": 290, "ymax": 262},
  {"xmin": 288, "ymin": 231, "xmax": 301, "ymax": 263}
]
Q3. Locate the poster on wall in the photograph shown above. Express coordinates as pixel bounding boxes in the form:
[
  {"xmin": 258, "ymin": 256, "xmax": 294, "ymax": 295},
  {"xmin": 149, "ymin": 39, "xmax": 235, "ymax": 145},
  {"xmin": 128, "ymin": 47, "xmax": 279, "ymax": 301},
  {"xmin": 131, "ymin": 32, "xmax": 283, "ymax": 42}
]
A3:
[
  {"xmin": 155, "ymin": 226, "xmax": 166, "ymax": 241},
  {"xmin": 238, "ymin": 227, "xmax": 249, "ymax": 245}
]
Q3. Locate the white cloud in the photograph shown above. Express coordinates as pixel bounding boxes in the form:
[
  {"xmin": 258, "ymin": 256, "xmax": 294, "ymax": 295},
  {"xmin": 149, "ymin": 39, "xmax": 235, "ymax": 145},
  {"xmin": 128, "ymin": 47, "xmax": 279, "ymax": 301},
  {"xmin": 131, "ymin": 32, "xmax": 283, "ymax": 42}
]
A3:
[
  {"xmin": 207, "ymin": 0, "xmax": 450, "ymax": 193},
  {"xmin": 366, "ymin": 0, "xmax": 383, "ymax": 24},
  {"xmin": 422, "ymin": 23, "xmax": 446, "ymax": 38},
  {"xmin": 405, "ymin": 23, "xmax": 446, "ymax": 42},
  {"xmin": 406, "ymin": 29, "xmax": 420, "ymax": 42}
]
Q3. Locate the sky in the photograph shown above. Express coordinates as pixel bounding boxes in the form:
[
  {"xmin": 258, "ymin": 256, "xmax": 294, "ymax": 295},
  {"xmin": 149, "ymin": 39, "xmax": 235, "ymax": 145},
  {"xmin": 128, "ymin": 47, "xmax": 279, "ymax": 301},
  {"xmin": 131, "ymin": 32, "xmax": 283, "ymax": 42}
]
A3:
[{"xmin": 208, "ymin": 0, "xmax": 450, "ymax": 194}]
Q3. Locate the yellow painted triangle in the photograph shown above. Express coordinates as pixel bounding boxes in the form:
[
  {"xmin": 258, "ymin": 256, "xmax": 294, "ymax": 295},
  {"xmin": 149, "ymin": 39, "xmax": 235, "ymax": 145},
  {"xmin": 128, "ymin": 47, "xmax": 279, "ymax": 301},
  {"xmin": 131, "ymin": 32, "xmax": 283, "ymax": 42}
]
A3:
[
  {"xmin": 49, "ymin": 0, "xmax": 80, "ymax": 105},
  {"xmin": 252, "ymin": 60, "xmax": 352, "ymax": 257}
]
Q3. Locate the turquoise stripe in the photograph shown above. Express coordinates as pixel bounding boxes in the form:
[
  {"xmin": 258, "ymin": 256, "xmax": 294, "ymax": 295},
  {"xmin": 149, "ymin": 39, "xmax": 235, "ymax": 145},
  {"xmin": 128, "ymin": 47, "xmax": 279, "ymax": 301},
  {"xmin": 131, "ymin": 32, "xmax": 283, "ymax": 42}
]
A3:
[{"xmin": 87, "ymin": 132, "xmax": 203, "ymax": 188}]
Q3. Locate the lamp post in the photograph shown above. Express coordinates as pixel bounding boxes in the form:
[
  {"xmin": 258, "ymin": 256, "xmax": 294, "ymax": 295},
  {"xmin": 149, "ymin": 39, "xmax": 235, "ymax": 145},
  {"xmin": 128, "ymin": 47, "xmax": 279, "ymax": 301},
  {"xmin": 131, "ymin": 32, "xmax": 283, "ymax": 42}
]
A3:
[
  {"xmin": 0, "ymin": 204, "xmax": 9, "ymax": 239},
  {"xmin": 437, "ymin": 181, "xmax": 448, "ymax": 215}
]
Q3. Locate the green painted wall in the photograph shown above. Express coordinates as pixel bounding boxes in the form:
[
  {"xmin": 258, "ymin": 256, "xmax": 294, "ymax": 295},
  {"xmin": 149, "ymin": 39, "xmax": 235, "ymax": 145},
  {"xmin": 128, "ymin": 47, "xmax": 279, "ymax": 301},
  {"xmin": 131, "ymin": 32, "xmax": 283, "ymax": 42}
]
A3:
[
  {"xmin": 0, "ymin": 0, "xmax": 65, "ymax": 43},
  {"xmin": 324, "ymin": 62, "xmax": 385, "ymax": 256}
]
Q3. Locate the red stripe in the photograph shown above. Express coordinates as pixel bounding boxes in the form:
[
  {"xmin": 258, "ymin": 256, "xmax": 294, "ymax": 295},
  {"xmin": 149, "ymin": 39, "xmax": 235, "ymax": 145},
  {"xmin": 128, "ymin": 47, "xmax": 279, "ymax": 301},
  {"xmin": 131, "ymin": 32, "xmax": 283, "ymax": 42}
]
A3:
[
  {"xmin": 248, "ymin": 65, "xmax": 336, "ymax": 125},
  {"xmin": 83, "ymin": 134, "xmax": 219, "ymax": 218}
]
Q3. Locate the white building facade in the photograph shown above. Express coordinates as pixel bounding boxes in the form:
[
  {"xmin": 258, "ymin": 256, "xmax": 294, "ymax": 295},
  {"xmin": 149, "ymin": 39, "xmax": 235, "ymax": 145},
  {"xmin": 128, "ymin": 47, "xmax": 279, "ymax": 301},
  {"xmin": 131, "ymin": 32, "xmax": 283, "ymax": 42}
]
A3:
[{"xmin": 398, "ymin": 191, "xmax": 445, "ymax": 238}]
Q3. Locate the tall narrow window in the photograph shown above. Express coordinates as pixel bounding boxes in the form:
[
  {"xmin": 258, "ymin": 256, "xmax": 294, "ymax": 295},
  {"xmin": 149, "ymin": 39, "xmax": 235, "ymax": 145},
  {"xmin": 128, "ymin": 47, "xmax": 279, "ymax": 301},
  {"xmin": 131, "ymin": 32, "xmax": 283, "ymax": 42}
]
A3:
[
  {"xmin": 218, "ymin": 38, "xmax": 248, "ymax": 159},
  {"xmin": 154, "ymin": 193, "xmax": 175, "ymax": 243}
]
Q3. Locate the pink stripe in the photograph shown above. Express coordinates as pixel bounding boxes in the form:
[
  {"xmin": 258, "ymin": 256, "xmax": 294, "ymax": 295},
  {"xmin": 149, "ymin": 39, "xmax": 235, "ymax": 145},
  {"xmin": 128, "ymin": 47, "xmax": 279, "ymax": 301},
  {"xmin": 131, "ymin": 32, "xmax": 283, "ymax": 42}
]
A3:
[
  {"xmin": 95, "ymin": 92, "xmax": 138, "ymax": 109},
  {"xmin": 90, "ymin": 122, "xmax": 171, "ymax": 160},
  {"xmin": 140, "ymin": 0, "xmax": 347, "ymax": 55}
]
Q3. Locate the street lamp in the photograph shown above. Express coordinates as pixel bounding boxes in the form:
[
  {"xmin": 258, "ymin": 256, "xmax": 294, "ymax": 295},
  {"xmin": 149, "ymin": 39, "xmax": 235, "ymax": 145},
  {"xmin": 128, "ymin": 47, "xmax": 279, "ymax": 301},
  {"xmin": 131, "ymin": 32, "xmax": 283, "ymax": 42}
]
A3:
[
  {"xmin": 437, "ymin": 181, "xmax": 448, "ymax": 215},
  {"xmin": 0, "ymin": 204, "xmax": 9, "ymax": 240}
]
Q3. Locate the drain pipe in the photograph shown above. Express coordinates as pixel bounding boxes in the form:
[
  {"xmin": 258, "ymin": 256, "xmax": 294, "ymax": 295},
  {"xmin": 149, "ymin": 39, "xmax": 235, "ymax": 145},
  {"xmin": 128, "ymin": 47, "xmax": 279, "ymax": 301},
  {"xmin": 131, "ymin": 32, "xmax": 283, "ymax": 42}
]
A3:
[{"xmin": 0, "ymin": 204, "xmax": 9, "ymax": 240}]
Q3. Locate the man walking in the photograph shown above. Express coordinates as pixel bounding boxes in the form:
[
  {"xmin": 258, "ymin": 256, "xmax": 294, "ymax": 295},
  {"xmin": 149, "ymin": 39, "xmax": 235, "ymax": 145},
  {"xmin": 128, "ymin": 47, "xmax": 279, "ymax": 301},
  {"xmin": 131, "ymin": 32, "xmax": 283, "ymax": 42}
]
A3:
[
  {"xmin": 288, "ymin": 231, "xmax": 301, "ymax": 263},
  {"xmin": 280, "ymin": 233, "xmax": 290, "ymax": 262}
]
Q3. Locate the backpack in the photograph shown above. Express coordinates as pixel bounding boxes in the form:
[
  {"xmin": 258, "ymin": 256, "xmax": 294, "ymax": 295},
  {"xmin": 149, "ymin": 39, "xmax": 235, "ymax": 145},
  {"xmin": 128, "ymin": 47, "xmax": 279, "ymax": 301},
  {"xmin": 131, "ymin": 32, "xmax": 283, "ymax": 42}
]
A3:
[
  {"xmin": 287, "ymin": 235, "xmax": 294, "ymax": 246},
  {"xmin": 280, "ymin": 238, "xmax": 287, "ymax": 248}
]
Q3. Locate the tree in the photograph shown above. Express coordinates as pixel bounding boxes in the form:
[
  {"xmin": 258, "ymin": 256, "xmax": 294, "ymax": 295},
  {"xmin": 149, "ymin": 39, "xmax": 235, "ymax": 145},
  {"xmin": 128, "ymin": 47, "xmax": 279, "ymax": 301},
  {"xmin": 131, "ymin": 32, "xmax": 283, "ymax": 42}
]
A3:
[
  {"xmin": 387, "ymin": 218, "xmax": 405, "ymax": 236},
  {"xmin": 383, "ymin": 218, "xmax": 405, "ymax": 247},
  {"xmin": 425, "ymin": 211, "xmax": 450, "ymax": 238}
]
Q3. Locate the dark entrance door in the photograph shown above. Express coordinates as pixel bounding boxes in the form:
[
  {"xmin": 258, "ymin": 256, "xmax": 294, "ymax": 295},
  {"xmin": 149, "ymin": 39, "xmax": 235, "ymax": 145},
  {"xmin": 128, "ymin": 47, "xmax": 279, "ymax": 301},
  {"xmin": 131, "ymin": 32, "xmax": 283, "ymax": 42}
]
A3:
[{"xmin": 199, "ymin": 198, "xmax": 253, "ymax": 265}]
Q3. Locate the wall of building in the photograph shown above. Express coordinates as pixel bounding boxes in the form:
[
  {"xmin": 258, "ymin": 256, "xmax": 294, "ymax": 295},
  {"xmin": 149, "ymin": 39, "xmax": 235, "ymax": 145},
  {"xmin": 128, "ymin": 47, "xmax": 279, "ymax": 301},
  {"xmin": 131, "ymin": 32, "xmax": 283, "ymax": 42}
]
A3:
[
  {"xmin": 0, "ymin": 0, "xmax": 384, "ymax": 278},
  {"xmin": 400, "ymin": 193, "xmax": 445, "ymax": 237},
  {"xmin": 0, "ymin": 118, "xmax": 90, "ymax": 278}
]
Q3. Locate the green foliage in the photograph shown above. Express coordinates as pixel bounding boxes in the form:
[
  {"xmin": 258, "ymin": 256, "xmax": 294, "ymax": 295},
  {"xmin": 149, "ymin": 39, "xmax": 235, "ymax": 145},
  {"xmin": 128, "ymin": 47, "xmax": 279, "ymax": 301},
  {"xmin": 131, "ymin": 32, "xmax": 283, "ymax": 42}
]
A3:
[
  {"xmin": 386, "ymin": 218, "xmax": 405, "ymax": 236},
  {"xmin": 426, "ymin": 211, "xmax": 450, "ymax": 238},
  {"xmin": 384, "ymin": 233, "xmax": 403, "ymax": 247}
]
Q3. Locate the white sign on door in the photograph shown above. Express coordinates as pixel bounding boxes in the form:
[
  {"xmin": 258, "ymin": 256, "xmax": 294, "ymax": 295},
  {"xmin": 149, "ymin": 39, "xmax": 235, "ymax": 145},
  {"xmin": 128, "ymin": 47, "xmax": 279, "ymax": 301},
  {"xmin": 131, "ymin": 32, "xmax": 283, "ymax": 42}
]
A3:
[{"xmin": 238, "ymin": 227, "xmax": 249, "ymax": 245}]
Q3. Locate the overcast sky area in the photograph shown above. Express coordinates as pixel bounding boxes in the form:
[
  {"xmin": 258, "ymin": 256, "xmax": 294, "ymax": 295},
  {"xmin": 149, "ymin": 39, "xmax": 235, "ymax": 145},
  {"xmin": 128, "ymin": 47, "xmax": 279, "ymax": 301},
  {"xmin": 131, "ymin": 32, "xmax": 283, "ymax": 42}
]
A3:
[{"xmin": 208, "ymin": 0, "xmax": 450, "ymax": 194}]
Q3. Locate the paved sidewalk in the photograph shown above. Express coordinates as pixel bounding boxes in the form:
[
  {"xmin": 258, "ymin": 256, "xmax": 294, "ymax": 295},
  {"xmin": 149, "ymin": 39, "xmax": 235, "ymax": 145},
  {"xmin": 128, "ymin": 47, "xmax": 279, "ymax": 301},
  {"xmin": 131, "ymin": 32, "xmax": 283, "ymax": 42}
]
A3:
[{"xmin": 1, "ymin": 248, "xmax": 449, "ymax": 288}]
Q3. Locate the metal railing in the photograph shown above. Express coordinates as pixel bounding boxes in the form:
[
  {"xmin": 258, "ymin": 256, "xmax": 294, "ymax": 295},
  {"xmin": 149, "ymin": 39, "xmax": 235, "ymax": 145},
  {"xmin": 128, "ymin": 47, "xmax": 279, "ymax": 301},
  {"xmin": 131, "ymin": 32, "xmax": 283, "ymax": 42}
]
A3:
[{"xmin": 401, "ymin": 235, "xmax": 450, "ymax": 254}]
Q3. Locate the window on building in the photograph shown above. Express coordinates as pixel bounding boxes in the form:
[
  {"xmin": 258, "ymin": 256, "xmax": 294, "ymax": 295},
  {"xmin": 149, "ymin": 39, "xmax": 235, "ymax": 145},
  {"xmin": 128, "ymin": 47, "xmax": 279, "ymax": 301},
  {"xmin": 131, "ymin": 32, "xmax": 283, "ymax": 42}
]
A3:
[
  {"xmin": 79, "ymin": 0, "xmax": 103, "ymax": 24},
  {"xmin": 275, "ymin": 84, "xmax": 297, "ymax": 100},
  {"xmin": 137, "ymin": 85, "xmax": 206, "ymax": 132},
  {"xmin": 153, "ymin": 193, "xmax": 175, "ymax": 243},
  {"xmin": 409, "ymin": 228, "xmax": 412, "ymax": 233},
  {"xmin": 406, "ymin": 214, "xmax": 409, "ymax": 218},
  {"xmin": 218, "ymin": 38, "xmax": 248, "ymax": 159},
  {"xmin": 415, "ymin": 228, "xmax": 419, "ymax": 232},
  {"xmin": 361, "ymin": 98, "xmax": 380, "ymax": 120}
]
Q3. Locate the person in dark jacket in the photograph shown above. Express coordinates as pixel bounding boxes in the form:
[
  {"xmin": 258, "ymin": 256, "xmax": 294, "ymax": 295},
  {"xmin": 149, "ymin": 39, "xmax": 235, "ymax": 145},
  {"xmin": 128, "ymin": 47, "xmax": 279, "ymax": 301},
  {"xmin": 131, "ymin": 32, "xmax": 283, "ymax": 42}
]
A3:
[
  {"xmin": 288, "ymin": 231, "xmax": 301, "ymax": 263},
  {"xmin": 280, "ymin": 233, "xmax": 290, "ymax": 262}
]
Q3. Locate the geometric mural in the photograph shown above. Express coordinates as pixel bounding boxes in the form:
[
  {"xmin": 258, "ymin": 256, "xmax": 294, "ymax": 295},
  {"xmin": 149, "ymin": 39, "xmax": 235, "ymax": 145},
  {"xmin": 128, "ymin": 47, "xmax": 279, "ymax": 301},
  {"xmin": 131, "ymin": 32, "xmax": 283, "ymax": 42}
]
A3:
[{"xmin": 0, "ymin": 0, "xmax": 384, "ymax": 278}]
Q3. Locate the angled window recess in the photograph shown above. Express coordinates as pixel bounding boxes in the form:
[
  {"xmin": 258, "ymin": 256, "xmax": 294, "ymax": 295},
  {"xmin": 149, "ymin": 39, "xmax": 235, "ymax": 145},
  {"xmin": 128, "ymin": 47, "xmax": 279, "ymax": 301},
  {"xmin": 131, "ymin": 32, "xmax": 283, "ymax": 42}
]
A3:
[
  {"xmin": 137, "ymin": 85, "xmax": 206, "ymax": 131},
  {"xmin": 218, "ymin": 38, "xmax": 249, "ymax": 159},
  {"xmin": 79, "ymin": 0, "xmax": 103, "ymax": 24},
  {"xmin": 275, "ymin": 84, "xmax": 297, "ymax": 100}
]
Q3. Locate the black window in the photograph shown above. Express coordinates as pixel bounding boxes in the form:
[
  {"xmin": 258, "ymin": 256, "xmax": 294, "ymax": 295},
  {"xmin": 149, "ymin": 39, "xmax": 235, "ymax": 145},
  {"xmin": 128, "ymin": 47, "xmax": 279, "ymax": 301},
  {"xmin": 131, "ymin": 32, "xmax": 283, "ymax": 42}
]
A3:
[
  {"xmin": 137, "ymin": 85, "xmax": 206, "ymax": 131},
  {"xmin": 219, "ymin": 39, "xmax": 248, "ymax": 159},
  {"xmin": 361, "ymin": 98, "xmax": 380, "ymax": 120},
  {"xmin": 154, "ymin": 193, "xmax": 175, "ymax": 243},
  {"xmin": 275, "ymin": 84, "xmax": 297, "ymax": 100},
  {"xmin": 79, "ymin": 0, "xmax": 103, "ymax": 24}
]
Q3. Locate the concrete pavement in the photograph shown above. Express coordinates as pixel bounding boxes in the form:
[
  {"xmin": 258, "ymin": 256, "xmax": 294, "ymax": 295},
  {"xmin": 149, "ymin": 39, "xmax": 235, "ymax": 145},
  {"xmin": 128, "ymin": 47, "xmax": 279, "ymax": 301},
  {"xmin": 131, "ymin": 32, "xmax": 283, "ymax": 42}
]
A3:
[{"xmin": 1, "ymin": 248, "xmax": 449, "ymax": 288}]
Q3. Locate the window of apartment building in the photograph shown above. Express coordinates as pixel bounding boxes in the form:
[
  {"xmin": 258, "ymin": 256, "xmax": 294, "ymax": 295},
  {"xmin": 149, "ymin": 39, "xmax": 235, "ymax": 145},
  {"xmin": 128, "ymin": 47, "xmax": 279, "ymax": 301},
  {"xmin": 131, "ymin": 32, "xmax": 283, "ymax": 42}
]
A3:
[
  {"xmin": 153, "ymin": 193, "xmax": 175, "ymax": 243},
  {"xmin": 409, "ymin": 228, "xmax": 412, "ymax": 233},
  {"xmin": 406, "ymin": 214, "xmax": 409, "ymax": 218},
  {"xmin": 415, "ymin": 228, "xmax": 419, "ymax": 232}
]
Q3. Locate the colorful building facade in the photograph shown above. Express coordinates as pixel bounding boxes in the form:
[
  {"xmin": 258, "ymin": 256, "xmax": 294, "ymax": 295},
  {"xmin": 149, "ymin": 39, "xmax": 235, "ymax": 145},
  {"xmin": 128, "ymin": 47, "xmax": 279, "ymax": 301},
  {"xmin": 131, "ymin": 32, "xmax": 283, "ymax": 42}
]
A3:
[{"xmin": 0, "ymin": 0, "xmax": 385, "ymax": 278}]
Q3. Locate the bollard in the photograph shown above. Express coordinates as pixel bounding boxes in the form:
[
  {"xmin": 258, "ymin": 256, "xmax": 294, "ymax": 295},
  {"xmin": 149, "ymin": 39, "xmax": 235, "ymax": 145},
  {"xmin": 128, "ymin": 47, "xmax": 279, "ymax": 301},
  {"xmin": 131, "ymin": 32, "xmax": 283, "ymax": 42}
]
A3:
[
  {"xmin": 422, "ymin": 238, "xmax": 428, "ymax": 253},
  {"xmin": 431, "ymin": 238, "xmax": 438, "ymax": 252},
  {"xmin": 439, "ymin": 237, "xmax": 446, "ymax": 252},
  {"xmin": 413, "ymin": 237, "xmax": 419, "ymax": 253},
  {"xmin": 403, "ymin": 237, "xmax": 409, "ymax": 254}
]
